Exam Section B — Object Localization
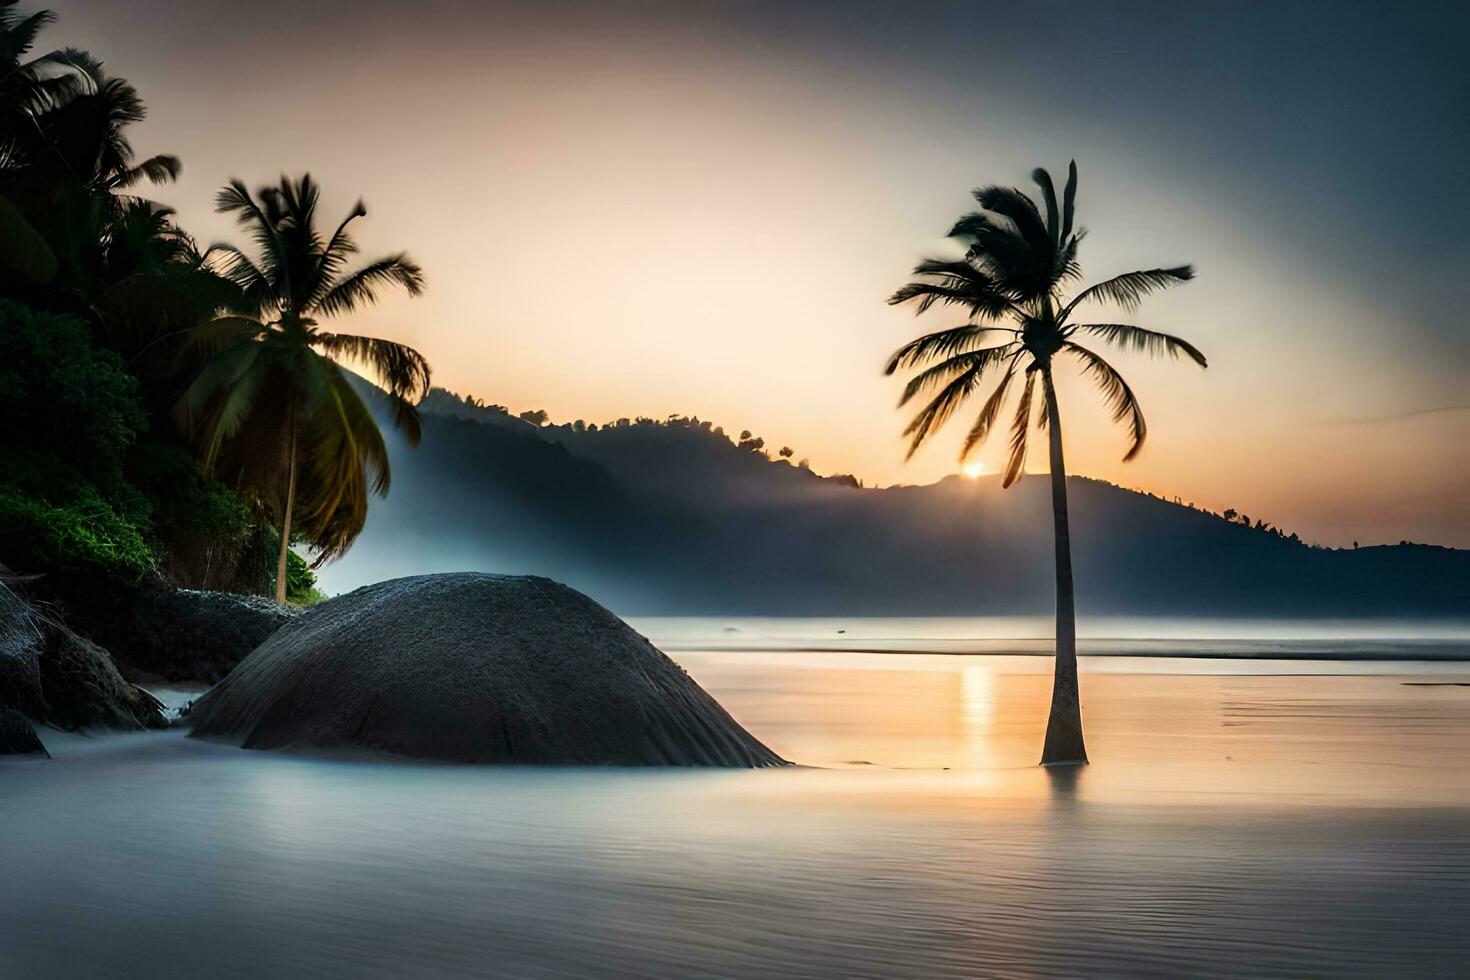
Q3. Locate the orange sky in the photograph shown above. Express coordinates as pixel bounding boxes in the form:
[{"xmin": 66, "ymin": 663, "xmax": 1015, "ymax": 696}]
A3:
[{"xmin": 53, "ymin": 0, "xmax": 1470, "ymax": 548}]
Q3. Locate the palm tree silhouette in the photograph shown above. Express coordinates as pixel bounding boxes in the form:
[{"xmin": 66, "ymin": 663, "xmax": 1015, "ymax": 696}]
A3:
[
  {"xmin": 178, "ymin": 175, "xmax": 430, "ymax": 602},
  {"xmin": 25, "ymin": 48, "xmax": 179, "ymax": 191},
  {"xmin": 885, "ymin": 162, "xmax": 1205, "ymax": 765},
  {"xmin": 1, "ymin": 2, "xmax": 77, "ymax": 157}
]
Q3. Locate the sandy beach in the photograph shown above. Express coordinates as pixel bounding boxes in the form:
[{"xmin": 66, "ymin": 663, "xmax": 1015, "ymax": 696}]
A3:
[{"xmin": 4, "ymin": 639, "xmax": 1469, "ymax": 978}]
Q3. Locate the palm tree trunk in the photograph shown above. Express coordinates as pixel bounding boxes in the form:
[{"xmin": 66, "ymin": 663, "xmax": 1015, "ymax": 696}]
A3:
[
  {"xmin": 1040, "ymin": 364, "xmax": 1087, "ymax": 766},
  {"xmin": 274, "ymin": 406, "xmax": 298, "ymax": 605}
]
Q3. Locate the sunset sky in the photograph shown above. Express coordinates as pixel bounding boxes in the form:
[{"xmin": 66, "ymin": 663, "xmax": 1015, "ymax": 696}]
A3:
[{"xmin": 53, "ymin": 0, "xmax": 1469, "ymax": 547}]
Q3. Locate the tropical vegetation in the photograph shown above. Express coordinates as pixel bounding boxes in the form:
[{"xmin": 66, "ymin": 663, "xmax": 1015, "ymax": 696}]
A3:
[
  {"xmin": 0, "ymin": 0, "xmax": 427, "ymax": 605},
  {"xmin": 885, "ymin": 161, "xmax": 1205, "ymax": 765},
  {"xmin": 180, "ymin": 175, "xmax": 430, "ymax": 602}
]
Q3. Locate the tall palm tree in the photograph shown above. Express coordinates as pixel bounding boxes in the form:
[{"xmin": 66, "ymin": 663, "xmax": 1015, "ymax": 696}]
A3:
[
  {"xmin": 0, "ymin": 1, "xmax": 72, "ymax": 283},
  {"xmin": 885, "ymin": 162, "xmax": 1205, "ymax": 765},
  {"xmin": 178, "ymin": 174, "xmax": 430, "ymax": 603}
]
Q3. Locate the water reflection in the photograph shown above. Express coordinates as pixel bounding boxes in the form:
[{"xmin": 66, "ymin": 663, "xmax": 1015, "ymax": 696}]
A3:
[
  {"xmin": 1044, "ymin": 761, "xmax": 1083, "ymax": 807},
  {"xmin": 959, "ymin": 664, "xmax": 994, "ymax": 765},
  {"xmin": 5, "ymin": 652, "xmax": 1470, "ymax": 977}
]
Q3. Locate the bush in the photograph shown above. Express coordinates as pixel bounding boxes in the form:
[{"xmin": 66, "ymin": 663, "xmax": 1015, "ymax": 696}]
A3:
[
  {"xmin": 0, "ymin": 300, "xmax": 153, "ymax": 582},
  {"xmin": 282, "ymin": 548, "xmax": 326, "ymax": 605},
  {"xmin": 0, "ymin": 299, "xmax": 279, "ymax": 593},
  {"xmin": 0, "ymin": 486, "xmax": 154, "ymax": 583},
  {"xmin": 127, "ymin": 436, "xmax": 264, "ymax": 592}
]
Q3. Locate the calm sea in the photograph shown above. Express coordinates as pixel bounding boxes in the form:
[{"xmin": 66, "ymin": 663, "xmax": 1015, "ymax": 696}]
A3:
[{"xmin": 4, "ymin": 618, "xmax": 1469, "ymax": 977}]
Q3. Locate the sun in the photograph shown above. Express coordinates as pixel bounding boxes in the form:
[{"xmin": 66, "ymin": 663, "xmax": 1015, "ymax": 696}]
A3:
[{"xmin": 962, "ymin": 461, "xmax": 986, "ymax": 479}]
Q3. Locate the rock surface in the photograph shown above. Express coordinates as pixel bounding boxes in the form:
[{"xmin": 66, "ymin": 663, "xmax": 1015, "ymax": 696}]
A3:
[
  {"xmin": 188, "ymin": 573, "xmax": 786, "ymax": 766},
  {"xmin": 0, "ymin": 707, "xmax": 47, "ymax": 756},
  {"xmin": 65, "ymin": 587, "xmax": 299, "ymax": 684},
  {"xmin": 0, "ymin": 582, "xmax": 166, "ymax": 735}
]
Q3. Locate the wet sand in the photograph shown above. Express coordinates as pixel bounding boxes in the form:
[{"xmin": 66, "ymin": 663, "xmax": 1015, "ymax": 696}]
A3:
[{"xmin": 3, "ymin": 651, "xmax": 1469, "ymax": 977}]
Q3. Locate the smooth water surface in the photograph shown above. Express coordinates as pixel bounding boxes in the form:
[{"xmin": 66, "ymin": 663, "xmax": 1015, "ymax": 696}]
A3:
[{"xmin": 4, "ymin": 634, "xmax": 1470, "ymax": 977}]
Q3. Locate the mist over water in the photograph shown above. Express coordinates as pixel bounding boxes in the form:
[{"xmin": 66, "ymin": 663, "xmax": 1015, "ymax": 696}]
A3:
[
  {"xmin": 636, "ymin": 615, "xmax": 1470, "ymax": 659},
  {"xmin": 5, "ymin": 638, "xmax": 1470, "ymax": 977}
]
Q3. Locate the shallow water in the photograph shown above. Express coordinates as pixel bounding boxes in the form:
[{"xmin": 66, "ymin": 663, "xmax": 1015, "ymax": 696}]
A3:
[{"xmin": 4, "ymin": 643, "xmax": 1470, "ymax": 977}]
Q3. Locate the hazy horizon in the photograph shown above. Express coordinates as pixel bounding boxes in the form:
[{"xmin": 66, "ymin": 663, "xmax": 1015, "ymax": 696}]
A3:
[{"xmin": 48, "ymin": 0, "xmax": 1470, "ymax": 548}]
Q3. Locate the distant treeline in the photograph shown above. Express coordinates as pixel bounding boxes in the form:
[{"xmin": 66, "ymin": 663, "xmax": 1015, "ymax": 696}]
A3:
[
  {"xmin": 428, "ymin": 388, "xmax": 1328, "ymax": 544},
  {"xmin": 318, "ymin": 385, "xmax": 1469, "ymax": 617}
]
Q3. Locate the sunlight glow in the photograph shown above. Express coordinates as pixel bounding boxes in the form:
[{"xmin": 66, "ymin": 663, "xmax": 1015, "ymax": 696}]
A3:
[{"xmin": 962, "ymin": 462, "xmax": 986, "ymax": 479}]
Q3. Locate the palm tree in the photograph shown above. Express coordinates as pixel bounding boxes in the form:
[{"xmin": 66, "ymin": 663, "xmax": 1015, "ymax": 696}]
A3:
[
  {"xmin": 21, "ymin": 48, "xmax": 179, "ymax": 191},
  {"xmin": 0, "ymin": 1, "xmax": 73, "ymax": 282},
  {"xmin": 0, "ymin": 2, "xmax": 75, "ymax": 162},
  {"xmin": 1, "ymin": 30, "xmax": 181, "ymax": 293},
  {"xmin": 178, "ymin": 174, "xmax": 430, "ymax": 603},
  {"xmin": 885, "ymin": 162, "xmax": 1205, "ymax": 765}
]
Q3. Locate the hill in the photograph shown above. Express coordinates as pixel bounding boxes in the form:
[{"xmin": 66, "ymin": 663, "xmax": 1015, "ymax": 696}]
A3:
[{"xmin": 317, "ymin": 388, "xmax": 1470, "ymax": 617}]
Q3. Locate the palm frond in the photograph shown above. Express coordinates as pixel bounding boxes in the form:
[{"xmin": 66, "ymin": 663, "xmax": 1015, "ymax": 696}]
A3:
[
  {"xmin": 1055, "ymin": 231, "xmax": 1084, "ymax": 283},
  {"xmin": 110, "ymin": 153, "xmax": 180, "ymax": 189},
  {"xmin": 887, "ymin": 281, "xmax": 1004, "ymax": 318},
  {"xmin": 897, "ymin": 344, "xmax": 1015, "ymax": 406},
  {"xmin": 1002, "ymin": 369, "xmax": 1035, "ymax": 487},
  {"xmin": 184, "ymin": 315, "xmax": 265, "ymax": 357},
  {"xmin": 900, "ymin": 356, "xmax": 992, "ymax": 459},
  {"xmin": 1064, "ymin": 341, "xmax": 1148, "ymax": 460},
  {"xmin": 13, "ymin": 67, "xmax": 85, "ymax": 116},
  {"xmin": 1060, "ymin": 160, "xmax": 1078, "ymax": 242},
  {"xmin": 960, "ymin": 363, "xmax": 1017, "ymax": 459},
  {"xmin": 884, "ymin": 324, "xmax": 1015, "ymax": 374},
  {"xmin": 292, "ymin": 360, "xmax": 391, "ymax": 562},
  {"xmin": 315, "ymin": 332, "xmax": 430, "ymax": 439},
  {"xmin": 278, "ymin": 173, "xmax": 321, "ymax": 234},
  {"xmin": 214, "ymin": 179, "xmax": 285, "ymax": 288},
  {"xmin": 1063, "ymin": 266, "xmax": 1194, "ymax": 315},
  {"xmin": 308, "ymin": 200, "xmax": 365, "ymax": 308},
  {"xmin": 887, "ymin": 258, "xmax": 1016, "ymax": 319},
  {"xmin": 313, "ymin": 253, "xmax": 424, "ymax": 317},
  {"xmin": 1032, "ymin": 168, "xmax": 1059, "ymax": 245},
  {"xmin": 37, "ymin": 46, "xmax": 104, "ymax": 91},
  {"xmin": 972, "ymin": 185, "xmax": 1051, "ymax": 253},
  {"xmin": 0, "ymin": 8, "xmax": 54, "ymax": 67},
  {"xmin": 203, "ymin": 241, "xmax": 276, "ymax": 316},
  {"xmin": 259, "ymin": 175, "xmax": 325, "ymax": 310},
  {"xmin": 949, "ymin": 199, "xmax": 1061, "ymax": 300},
  {"xmin": 174, "ymin": 341, "xmax": 267, "ymax": 467},
  {"xmin": 1069, "ymin": 322, "xmax": 1207, "ymax": 367}
]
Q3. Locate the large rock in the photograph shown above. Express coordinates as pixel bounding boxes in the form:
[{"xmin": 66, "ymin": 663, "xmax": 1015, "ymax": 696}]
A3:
[
  {"xmin": 0, "ymin": 707, "xmax": 47, "ymax": 757},
  {"xmin": 0, "ymin": 581, "xmax": 166, "ymax": 738},
  {"xmin": 189, "ymin": 573, "xmax": 786, "ymax": 766},
  {"xmin": 64, "ymin": 587, "xmax": 300, "ymax": 684}
]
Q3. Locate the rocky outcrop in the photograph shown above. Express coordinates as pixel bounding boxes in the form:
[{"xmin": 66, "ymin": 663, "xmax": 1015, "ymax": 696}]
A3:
[
  {"xmin": 189, "ymin": 573, "xmax": 786, "ymax": 767},
  {"xmin": 66, "ymin": 587, "xmax": 299, "ymax": 684},
  {"xmin": 0, "ymin": 582, "xmax": 166, "ymax": 745},
  {"xmin": 0, "ymin": 707, "xmax": 47, "ymax": 756}
]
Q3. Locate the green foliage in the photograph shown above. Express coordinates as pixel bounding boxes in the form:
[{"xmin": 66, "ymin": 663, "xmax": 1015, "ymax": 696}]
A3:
[
  {"xmin": 0, "ymin": 299, "xmax": 154, "ymax": 581},
  {"xmin": 0, "ymin": 300, "xmax": 270, "ymax": 589},
  {"xmin": 127, "ymin": 435, "xmax": 266, "ymax": 592},
  {"xmin": 0, "ymin": 12, "xmax": 423, "ymax": 596},
  {"xmin": 181, "ymin": 174, "xmax": 430, "ymax": 601},
  {"xmin": 0, "ymin": 485, "xmax": 154, "ymax": 583},
  {"xmin": 270, "ymin": 547, "xmax": 326, "ymax": 606}
]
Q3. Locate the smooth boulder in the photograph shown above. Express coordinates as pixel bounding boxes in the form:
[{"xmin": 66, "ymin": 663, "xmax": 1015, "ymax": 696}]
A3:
[{"xmin": 188, "ymin": 573, "xmax": 786, "ymax": 766}]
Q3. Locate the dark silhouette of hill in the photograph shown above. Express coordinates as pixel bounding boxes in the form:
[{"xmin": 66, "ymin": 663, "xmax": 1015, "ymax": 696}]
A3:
[{"xmin": 326, "ymin": 387, "xmax": 1470, "ymax": 617}]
